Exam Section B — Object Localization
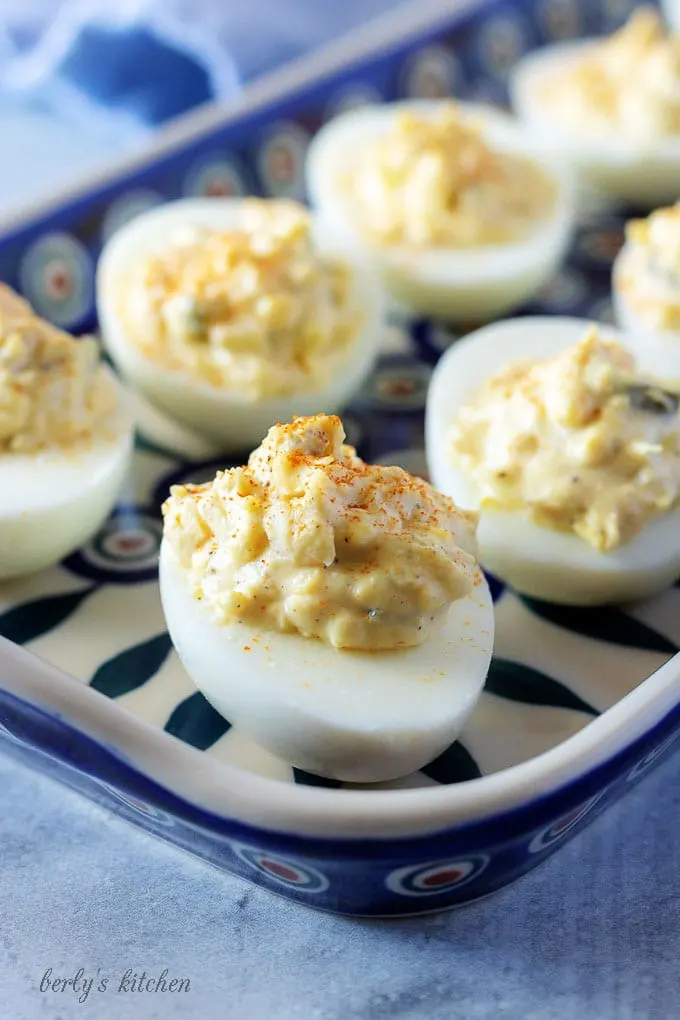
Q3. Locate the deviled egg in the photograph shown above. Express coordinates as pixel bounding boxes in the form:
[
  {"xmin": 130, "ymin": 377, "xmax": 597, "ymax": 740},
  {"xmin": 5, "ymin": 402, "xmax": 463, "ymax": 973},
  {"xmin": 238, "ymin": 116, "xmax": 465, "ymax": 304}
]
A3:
[
  {"xmin": 0, "ymin": 285, "xmax": 132, "ymax": 579},
  {"xmin": 97, "ymin": 198, "xmax": 382, "ymax": 452},
  {"xmin": 160, "ymin": 414, "xmax": 494, "ymax": 782},
  {"xmin": 510, "ymin": 8, "xmax": 680, "ymax": 207},
  {"xmin": 613, "ymin": 202, "xmax": 680, "ymax": 376},
  {"xmin": 426, "ymin": 316, "xmax": 680, "ymax": 605},
  {"xmin": 305, "ymin": 100, "xmax": 575, "ymax": 322}
]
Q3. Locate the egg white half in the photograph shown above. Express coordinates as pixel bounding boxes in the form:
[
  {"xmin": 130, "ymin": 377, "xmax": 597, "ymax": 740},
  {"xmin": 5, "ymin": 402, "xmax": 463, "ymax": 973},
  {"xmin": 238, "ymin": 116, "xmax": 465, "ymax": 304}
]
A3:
[
  {"xmin": 426, "ymin": 316, "xmax": 680, "ymax": 605},
  {"xmin": 0, "ymin": 367, "xmax": 133, "ymax": 580},
  {"xmin": 305, "ymin": 101, "xmax": 575, "ymax": 322},
  {"xmin": 159, "ymin": 542, "xmax": 494, "ymax": 783},
  {"xmin": 612, "ymin": 242, "xmax": 680, "ymax": 383},
  {"xmin": 510, "ymin": 41, "xmax": 680, "ymax": 208},
  {"xmin": 97, "ymin": 198, "xmax": 383, "ymax": 453}
]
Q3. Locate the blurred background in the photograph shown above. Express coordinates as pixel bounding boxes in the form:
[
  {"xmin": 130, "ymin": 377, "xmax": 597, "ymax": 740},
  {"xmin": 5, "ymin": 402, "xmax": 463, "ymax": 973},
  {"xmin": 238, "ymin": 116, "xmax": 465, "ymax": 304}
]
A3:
[{"xmin": 0, "ymin": 0, "xmax": 405, "ymax": 214}]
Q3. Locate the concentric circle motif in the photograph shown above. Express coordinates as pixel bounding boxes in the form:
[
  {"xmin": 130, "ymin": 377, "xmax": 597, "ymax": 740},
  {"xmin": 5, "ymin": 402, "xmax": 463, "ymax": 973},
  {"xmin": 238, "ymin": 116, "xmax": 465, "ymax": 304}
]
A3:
[
  {"xmin": 402, "ymin": 45, "xmax": 461, "ymax": 99},
  {"xmin": 627, "ymin": 732, "xmax": 680, "ymax": 783},
  {"xmin": 63, "ymin": 508, "xmax": 163, "ymax": 584},
  {"xmin": 19, "ymin": 232, "xmax": 93, "ymax": 327},
  {"xmin": 385, "ymin": 854, "xmax": 489, "ymax": 897},
  {"xmin": 537, "ymin": 0, "xmax": 581, "ymax": 41},
  {"xmin": 362, "ymin": 359, "xmax": 433, "ymax": 411},
  {"xmin": 528, "ymin": 791, "xmax": 605, "ymax": 854},
  {"xmin": 326, "ymin": 83, "xmax": 382, "ymax": 119},
  {"xmin": 256, "ymin": 123, "xmax": 310, "ymax": 201},
  {"xmin": 533, "ymin": 268, "xmax": 588, "ymax": 314},
  {"xmin": 101, "ymin": 189, "xmax": 164, "ymax": 243},
  {"xmin": 231, "ymin": 843, "xmax": 329, "ymax": 893},
  {"xmin": 375, "ymin": 448, "xmax": 429, "ymax": 482},
  {"xmin": 101, "ymin": 783, "xmax": 173, "ymax": 825},
  {"xmin": 183, "ymin": 155, "xmax": 245, "ymax": 198},
  {"xmin": 478, "ymin": 15, "xmax": 528, "ymax": 79}
]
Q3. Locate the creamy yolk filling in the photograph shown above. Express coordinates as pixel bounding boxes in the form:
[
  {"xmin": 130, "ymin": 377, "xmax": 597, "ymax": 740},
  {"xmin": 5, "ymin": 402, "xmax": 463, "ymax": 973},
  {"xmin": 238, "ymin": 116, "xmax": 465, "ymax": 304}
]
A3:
[
  {"xmin": 163, "ymin": 414, "xmax": 479, "ymax": 651},
  {"xmin": 618, "ymin": 203, "xmax": 680, "ymax": 332},
  {"xmin": 120, "ymin": 199, "xmax": 361, "ymax": 400},
  {"xmin": 0, "ymin": 284, "xmax": 116, "ymax": 453},
  {"xmin": 344, "ymin": 102, "xmax": 556, "ymax": 247},
  {"xmin": 450, "ymin": 328, "xmax": 680, "ymax": 552},
  {"xmin": 538, "ymin": 8, "xmax": 680, "ymax": 142}
]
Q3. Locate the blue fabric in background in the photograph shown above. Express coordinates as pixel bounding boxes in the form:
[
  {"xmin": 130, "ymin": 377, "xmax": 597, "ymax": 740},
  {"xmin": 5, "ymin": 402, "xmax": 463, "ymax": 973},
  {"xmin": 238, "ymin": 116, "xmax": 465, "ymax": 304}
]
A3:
[
  {"xmin": 0, "ymin": 0, "xmax": 404, "ymax": 139},
  {"xmin": 60, "ymin": 26, "xmax": 215, "ymax": 123}
]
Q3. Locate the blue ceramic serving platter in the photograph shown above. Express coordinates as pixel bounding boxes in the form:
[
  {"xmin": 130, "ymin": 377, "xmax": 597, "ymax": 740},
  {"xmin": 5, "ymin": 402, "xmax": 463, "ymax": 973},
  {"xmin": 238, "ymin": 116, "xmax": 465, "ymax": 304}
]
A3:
[{"xmin": 0, "ymin": 0, "xmax": 679, "ymax": 916}]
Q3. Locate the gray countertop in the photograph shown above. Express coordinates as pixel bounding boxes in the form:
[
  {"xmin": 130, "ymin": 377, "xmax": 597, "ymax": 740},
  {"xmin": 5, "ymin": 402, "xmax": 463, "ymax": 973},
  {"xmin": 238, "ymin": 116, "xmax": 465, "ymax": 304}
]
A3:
[{"xmin": 1, "ymin": 748, "xmax": 678, "ymax": 1020}]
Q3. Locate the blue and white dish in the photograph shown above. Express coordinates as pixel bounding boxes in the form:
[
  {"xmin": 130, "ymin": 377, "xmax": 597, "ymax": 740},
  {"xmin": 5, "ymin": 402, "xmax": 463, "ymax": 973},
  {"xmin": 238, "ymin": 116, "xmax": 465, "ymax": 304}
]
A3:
[{"xmin": 0, "ymin": 0, "xmax": 677, "ymax": 916}]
